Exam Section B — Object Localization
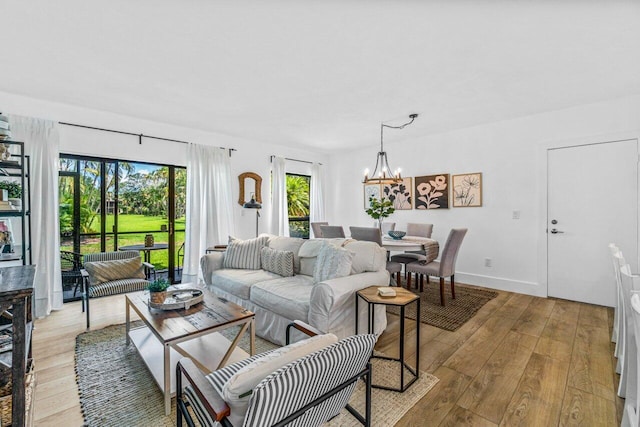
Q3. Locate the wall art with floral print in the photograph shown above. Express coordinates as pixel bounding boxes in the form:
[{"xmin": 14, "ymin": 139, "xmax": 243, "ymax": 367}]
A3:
[
  {"xmin": 382, "ymin": 177, "xmax": 412, "ymax": 210},
  {"xmin": 363, "ymin": 183, "xmax": 381, "ymax": 209},
  {"xmin": 414, "ymin": 174, "xmax": 450, "ymax": 209},
  {"xmin": 452, "ymin": 172, "xmax": 482, "ymax": 207}
]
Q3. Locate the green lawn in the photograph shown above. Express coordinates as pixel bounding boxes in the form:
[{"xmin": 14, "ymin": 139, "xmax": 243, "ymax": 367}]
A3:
[{"xmin": 61, "ymin": 214, "xmax": 186, "ymax": 270}]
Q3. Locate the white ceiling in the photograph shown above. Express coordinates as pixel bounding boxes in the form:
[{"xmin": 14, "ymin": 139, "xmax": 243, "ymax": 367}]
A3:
[{"xmin": 1, "ymin": 0, "xmax": 639, "ymax": 152}]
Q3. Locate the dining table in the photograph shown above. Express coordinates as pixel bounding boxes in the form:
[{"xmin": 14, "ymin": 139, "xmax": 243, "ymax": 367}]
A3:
[{"xmin": 381, "ymin": 236, "xmax": 440, "ymax": 264}]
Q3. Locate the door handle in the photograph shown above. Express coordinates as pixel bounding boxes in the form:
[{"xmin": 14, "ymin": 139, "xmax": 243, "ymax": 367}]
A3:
[{"xmin": 550, "ymin": 229, "xmax": 564, "ymax": 234}]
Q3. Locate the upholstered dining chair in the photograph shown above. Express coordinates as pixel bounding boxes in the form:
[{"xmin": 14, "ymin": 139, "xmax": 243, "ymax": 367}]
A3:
[
  {"xmin": 320, "ymin": 225, "xmax": 346, "ymax": 238},
  {"xmin": 349, "ymin": 226, "xmax": 403, "ymax": 287},
  {"xmin": 176, "ymin": 322, "xmax": 375, "ymax": 427},
  {"xmin": 406, "ymin": 228, "xmax": 467, "ymax": 306},
  {"xmin": 310, "ymin": 221, "xmax": 329, "ymax": 238}
]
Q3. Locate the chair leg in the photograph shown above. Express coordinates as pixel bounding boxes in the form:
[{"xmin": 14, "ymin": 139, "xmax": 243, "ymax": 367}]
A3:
[
  {"xmin": 426, "ymin": 275, "xmax": 430, "ymax": 284},
  {"xmin": 451, "ymin": 274, "xmax": 456, "ymax": 299},
  {"xmin": 407, "ymin": 272, "xmax": 412, "ymax": 290},
  {"xmin": 396, "ymin": 271, "xmax": 402, "ymax": 288},
  {"xmin": 439, "ymin": 277, "xmax": 445, "ymax": 306},
  {"xmin": 419, "ymin": 274, "xmax": 424, "ymax": 292}
]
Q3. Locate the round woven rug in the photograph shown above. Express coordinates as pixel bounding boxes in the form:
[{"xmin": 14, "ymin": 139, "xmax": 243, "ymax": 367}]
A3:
[{"xmin": 387, "ymin": 283, "xmax": 498, "ymax": 331}]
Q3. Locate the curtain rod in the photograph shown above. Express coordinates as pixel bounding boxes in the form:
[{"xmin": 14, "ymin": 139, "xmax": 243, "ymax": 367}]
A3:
[
  {"xmin": 58, "ymin": 121, "xmax": 237, "ymax": 156},
  {"xmin": 270, "ymin": 155, "xmax": 322, "ymax": 165}
]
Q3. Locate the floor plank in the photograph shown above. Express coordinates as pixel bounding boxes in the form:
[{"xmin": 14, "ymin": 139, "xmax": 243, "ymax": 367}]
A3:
[{"xmin": 559, "ymin": 386, "xmax": 617, "ymax": 427}]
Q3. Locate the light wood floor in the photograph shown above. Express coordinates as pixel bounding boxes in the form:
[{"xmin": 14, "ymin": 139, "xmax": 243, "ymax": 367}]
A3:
[{"xmin": 31, "ymin": 286, "xmax": 622, "ymax": 426}]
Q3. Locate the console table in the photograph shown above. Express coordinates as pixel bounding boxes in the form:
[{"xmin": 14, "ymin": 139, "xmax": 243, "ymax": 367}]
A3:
[{"xmin": 0, "ymin": 265, "xmax": 35, "ymax": 426}]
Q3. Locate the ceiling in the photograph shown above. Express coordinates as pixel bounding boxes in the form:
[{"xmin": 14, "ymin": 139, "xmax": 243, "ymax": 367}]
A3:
[{"xmin": 1, "ymin": 0, "xmax": 639, "ymax": 152}]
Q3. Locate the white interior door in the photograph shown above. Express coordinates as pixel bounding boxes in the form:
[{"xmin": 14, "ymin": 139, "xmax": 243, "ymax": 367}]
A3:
[{"xmin": 548, "ymin": 139, "xmax": 638, "ymax": 306}]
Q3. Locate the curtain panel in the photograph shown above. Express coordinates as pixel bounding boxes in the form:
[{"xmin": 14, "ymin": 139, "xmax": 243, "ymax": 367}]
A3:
[
  {"xmin": 183, "ymin": 143, "xmax": 234, "ymax": 283},
  {"xmin": 310, "ymin": 162, "xmax": 325, "ymax": 224},
  {"xmin": 270, "ymin": 156, "xmax": 289, "ymax": 236},
  {"xmin": 9, "ymin": 115, "xmax": 63, "ymax": 318}
]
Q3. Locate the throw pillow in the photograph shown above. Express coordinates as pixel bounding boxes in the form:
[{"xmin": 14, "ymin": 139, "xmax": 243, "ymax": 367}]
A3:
[
  {"xmin": 260, "ymin": 247, "xmax": 294, "ymax": 277},
  {"xmin": 223, "ymin": 235, "xmax": 269, "ymax": 270},
  {"xmin": 313, "ymin": 245, "xmax": 353, "ymax": 283},
  {"xmin": 84, "ymin": 256, "xmax": 145, "ymax": 286},
  {"xmin": 222, "ymin": 333, "xmax": 338, "ymax": 421}
]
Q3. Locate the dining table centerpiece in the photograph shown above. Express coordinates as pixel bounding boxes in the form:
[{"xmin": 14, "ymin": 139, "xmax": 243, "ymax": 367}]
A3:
[{"xmin": 366, "ymin": 196, "xmax": 395, "ymax": 232}]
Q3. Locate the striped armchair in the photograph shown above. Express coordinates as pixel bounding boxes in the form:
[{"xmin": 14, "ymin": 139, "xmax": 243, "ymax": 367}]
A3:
[
  {"xmin": 81, "ymin": 251, "xmax": 154, "ymax": 328},
  {"xmin": 177, "ymin": 322, "xmax": 375, "ymax": 427}
]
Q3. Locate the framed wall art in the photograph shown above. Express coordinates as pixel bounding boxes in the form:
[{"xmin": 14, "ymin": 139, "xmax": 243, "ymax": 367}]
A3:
[
  {"xmin": 363, "ymin": 183, "xmax": 381, "ymax": 209},
  {"xmin": 452, "ymin": 172, "xmax": 482, "ymax": 207},
  {"xmin": 382, "ymin": 177, "xmax": 412, "ymax": 210},
  {"xmin": 414, "ymin": 174, "xmax": 450, "ymax": 209}
]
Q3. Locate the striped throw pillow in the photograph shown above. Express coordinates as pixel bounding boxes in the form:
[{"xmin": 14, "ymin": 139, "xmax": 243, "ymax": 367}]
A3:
[
  {"xmin": 260, "ymin": 247, "xmax": 294, "ymax": 277},
  {"xmin": 223, "ymin": 236, "xmax": 269, "ymax": 270},
  {"xmin": 84, "ymin": 256, "xmax": 145, "ymax": 286}
]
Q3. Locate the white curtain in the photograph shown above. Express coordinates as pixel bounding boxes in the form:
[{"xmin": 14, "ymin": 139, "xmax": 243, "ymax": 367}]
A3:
[
  {"xmin": 183, "ymin": 143, "xmax": 234, "ymax": 283},
  {"xmin": 310, "ymin": 162, "xmax": 325, "ymax": 224},
  {"xmin": 270, "ymin": 156, "xmax": 289, "ymax": 236},
  {"xmin": 9, "ymin": 115, "xmax": 63, "ymax": 318}
]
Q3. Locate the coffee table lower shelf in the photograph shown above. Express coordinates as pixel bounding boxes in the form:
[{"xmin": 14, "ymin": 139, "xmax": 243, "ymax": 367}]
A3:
[{"xmin": 128, "ymin": 327, "xmax": 250, "ymax": 396}]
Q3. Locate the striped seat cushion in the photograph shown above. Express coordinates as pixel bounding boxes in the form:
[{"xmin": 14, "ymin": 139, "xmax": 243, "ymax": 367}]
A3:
[
  {"xmin": 84, "ymin": 257, "xmax": 145, "ymax": 286},
  {"xmin": 88, "ymin": 278, "xmax": 149, "ymax": 298}
]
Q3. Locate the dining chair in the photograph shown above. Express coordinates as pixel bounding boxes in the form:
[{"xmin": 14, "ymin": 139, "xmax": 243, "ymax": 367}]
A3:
[
  {"xmin": 349, "ymin": 226, "xmax": 403, "ymax": 287},
  {"xmin": 390, "ymin": 223, "xmax": 434, "ymax": 270},
  {"xmin": 319, "ymin": 225, "xmax": 345, "ymax": 238},
  {"xmin": 311, "ymin": 221, "xmax": 329, "ymax": 238},
  {"xmin": 406, "ymin": 228, "xmax": 467, "ymax": 306},
  {"xmin": 624, "ymin": 292, "xmax": 640, "ymax": 426},
  {"xmin": 373, "ymin": 222, "xmax": 396, "ymax": 234}
]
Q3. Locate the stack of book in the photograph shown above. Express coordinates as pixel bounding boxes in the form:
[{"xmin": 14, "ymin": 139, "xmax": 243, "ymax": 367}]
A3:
[
  {"xmin": 0, "ymin": 113, "xmax": 9, "ymax": 141},
  {"xmin": 0, "ymin": 201, "xmax": 14, "ymax": 211}
]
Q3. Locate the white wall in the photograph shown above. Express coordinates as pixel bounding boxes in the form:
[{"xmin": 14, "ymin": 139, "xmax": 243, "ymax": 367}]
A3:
[
  {"xmin": 0, "ymin": 91, "xmax": 328, "ymax": 241},
  {"xmin": 327, "ymin": 95, "xmax": 640, "ymax": 297}
]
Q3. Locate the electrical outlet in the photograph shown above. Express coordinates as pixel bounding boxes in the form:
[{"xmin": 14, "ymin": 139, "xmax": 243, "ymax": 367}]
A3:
[
  {"xmin": 484, "ymin": 258, "xmax": 492, "ymax": 267},
  {"xmin": 512, "ymin": 210, "xmax": 521, "ymax": 220}
]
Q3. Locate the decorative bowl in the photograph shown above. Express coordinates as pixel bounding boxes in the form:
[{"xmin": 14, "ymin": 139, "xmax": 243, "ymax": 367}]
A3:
[{"xmin": 388, "ymin": 230, "xmax": 406, "ymax": 240}]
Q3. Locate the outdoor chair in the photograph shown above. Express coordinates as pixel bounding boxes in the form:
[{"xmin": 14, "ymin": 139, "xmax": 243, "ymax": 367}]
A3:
[
  {"xmin": 177, "ymin": 320, "xmax": 374, "ymax": 427},
  {"xmin": 406, "ymin": 228, "xmax": 467, "ymax": 306},
  {"xmin": 60, "ymin": 250, "xmax": 84, "ymax": 298},
  {"xmin": 81, "ymin": 250, "xmax": 155, "ymax": 328}
]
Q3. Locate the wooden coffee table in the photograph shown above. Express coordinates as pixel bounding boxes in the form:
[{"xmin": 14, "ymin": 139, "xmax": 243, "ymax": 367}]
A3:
[{"xmin": 125, "ymin": 284, "xmax": 255, "ymax": 415}]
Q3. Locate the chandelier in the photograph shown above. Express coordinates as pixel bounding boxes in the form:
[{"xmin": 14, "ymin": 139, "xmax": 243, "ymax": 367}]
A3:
[{"xmin": 363, "ymin": 114, "xmax": 418, "ymax": 185}]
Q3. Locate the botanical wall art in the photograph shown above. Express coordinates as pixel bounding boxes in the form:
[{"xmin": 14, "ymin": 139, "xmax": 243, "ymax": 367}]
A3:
[
  {"xmin": 415, "ymin": 174, "xmax": 450, "ymax": 209},
  {"xmin": 452, "ymin": 172, "xmax": 482, "ymax": 207},
  {"xmin": 382, "ymin": 177, "xmax": 412, "ymax": 210},
  {"xmin": 363, "ymin": 183, "xmax": 381, "ymax": 209}
]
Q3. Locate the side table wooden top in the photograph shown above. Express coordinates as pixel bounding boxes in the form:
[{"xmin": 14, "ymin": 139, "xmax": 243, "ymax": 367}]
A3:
[{"xmin": 357, "ymin": 286, "xmax": 419, "ymax": 306}]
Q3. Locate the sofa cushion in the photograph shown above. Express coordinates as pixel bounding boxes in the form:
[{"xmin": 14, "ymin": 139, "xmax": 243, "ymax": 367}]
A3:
[
  {"xmin": 343, "ymin": 240, "xmax": 387, "ymax": 274},
  {"xmin": 313, "ymin": 245, "xmax": 353, "ymax": 283},
  {"xmin": 267, "ymin": 236, "xmax": 305, "ymax": 273},
  {"xmin": 211, "ymin": 269, "xmax": 282, "ymax": 300},
  {"xmin": 222, "ymin": 333, "xmax": 338, "ymax": 426},
  {"xmin": 260, "ymin": 247, "xmax": 294, "ymax": 277},
  {"xmin": 84, "ymin": 256, "xmax": 145, "ymax": 286},
  {"xmin": 223, "ymin": 235, "xmax": 269, "ymax": 270},
  {"xmin": 250, "ymin": 275, "xmax": 315, "ymax": 321}
]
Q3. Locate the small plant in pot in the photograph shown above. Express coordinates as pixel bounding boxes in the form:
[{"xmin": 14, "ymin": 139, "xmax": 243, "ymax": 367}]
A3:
[{"xmin": 148, "ymin": 278, "xmax": 170, "ymax": 304}]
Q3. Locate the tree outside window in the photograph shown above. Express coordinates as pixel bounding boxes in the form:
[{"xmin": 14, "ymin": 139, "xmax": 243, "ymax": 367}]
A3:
[{"xmin": 286, "ymin": 174, "xmax": 310, "ymax": 238}]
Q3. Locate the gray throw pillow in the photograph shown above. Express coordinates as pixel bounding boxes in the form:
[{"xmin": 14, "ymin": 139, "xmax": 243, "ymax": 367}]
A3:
[
  {"xmin": 223, "ymin": 236, "xmax": 269, "ymax": 270},
  {"xmin": 260, "ymin": 247, "xmax": 294, "ymax": 277},
  {"xmin": 313, "ymin": 245, "xmax": 353, "ymax": 283},
  {"xmin": 84, "ymin": 256, "xmax": 145, "ymax": 286}
]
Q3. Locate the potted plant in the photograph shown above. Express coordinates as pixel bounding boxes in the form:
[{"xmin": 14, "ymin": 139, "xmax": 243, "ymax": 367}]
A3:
[
  {"xmin": 365, "ymin": 196, "xmax": 395, "ymax": 231},
  {"xmin": 148, "ymin": 278, "xmax": 170, "ymax": 304}
]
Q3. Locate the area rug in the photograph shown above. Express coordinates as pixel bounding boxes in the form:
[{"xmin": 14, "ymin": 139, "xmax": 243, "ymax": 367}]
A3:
[
  {"xmin": 76, "ymin": 323, "xmax": 438, "ymax": 426},
  {"xmin": 388, "ymin": 283, "xmax": 499, "ymax": 331}
]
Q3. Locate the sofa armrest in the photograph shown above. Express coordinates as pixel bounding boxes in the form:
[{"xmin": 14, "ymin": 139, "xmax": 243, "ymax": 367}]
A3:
[
  {"xmin": 308, "ymin": 270, "xmax": 389, "ymax": 335},
  {"xmin": 200, "ymin": 252, "xmax": 225, "ymax": 286}
]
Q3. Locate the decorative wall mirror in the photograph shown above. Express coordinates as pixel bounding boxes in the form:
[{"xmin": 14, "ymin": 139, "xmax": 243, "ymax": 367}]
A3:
[{"xmin": 238, "ymin": 172, "xmax": 262, "ymax": 206}]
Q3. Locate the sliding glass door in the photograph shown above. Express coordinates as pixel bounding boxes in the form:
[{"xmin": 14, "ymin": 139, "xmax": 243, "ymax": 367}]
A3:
[{"xmin": 59, "ymin": 155, "xmax": 186, "ymax": 300}]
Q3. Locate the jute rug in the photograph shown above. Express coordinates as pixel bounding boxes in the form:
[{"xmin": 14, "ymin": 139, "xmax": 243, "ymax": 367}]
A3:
[
  {"xmin": 76, "ymin": 323, "xmax": 438, "ymax": 426},
  {"xmin": 388, "ymin": 283, "xmax": 498, "ymax": 331}
]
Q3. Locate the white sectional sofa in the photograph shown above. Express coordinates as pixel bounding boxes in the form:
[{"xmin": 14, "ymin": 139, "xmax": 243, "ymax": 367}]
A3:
[{"xmin": 200, "ymin": 234, "xmax": 389, "ymax": 345}]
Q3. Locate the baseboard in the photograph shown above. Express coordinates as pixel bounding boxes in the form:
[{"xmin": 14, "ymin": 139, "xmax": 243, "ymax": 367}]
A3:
[{"xmin": 453, "ymin": 272, "xmax": 546, "ymax": 298}]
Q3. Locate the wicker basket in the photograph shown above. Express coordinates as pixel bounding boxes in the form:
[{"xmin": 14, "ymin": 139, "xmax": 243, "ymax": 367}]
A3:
[{"xmin": 0, "ymin": 359, "xmax": 35, "ymax": 426}]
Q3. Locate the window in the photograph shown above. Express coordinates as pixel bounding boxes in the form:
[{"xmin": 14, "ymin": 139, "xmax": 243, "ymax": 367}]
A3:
[{"xmin": 286, "ymin": 173, "xmax": 310, "ymax": 238}]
